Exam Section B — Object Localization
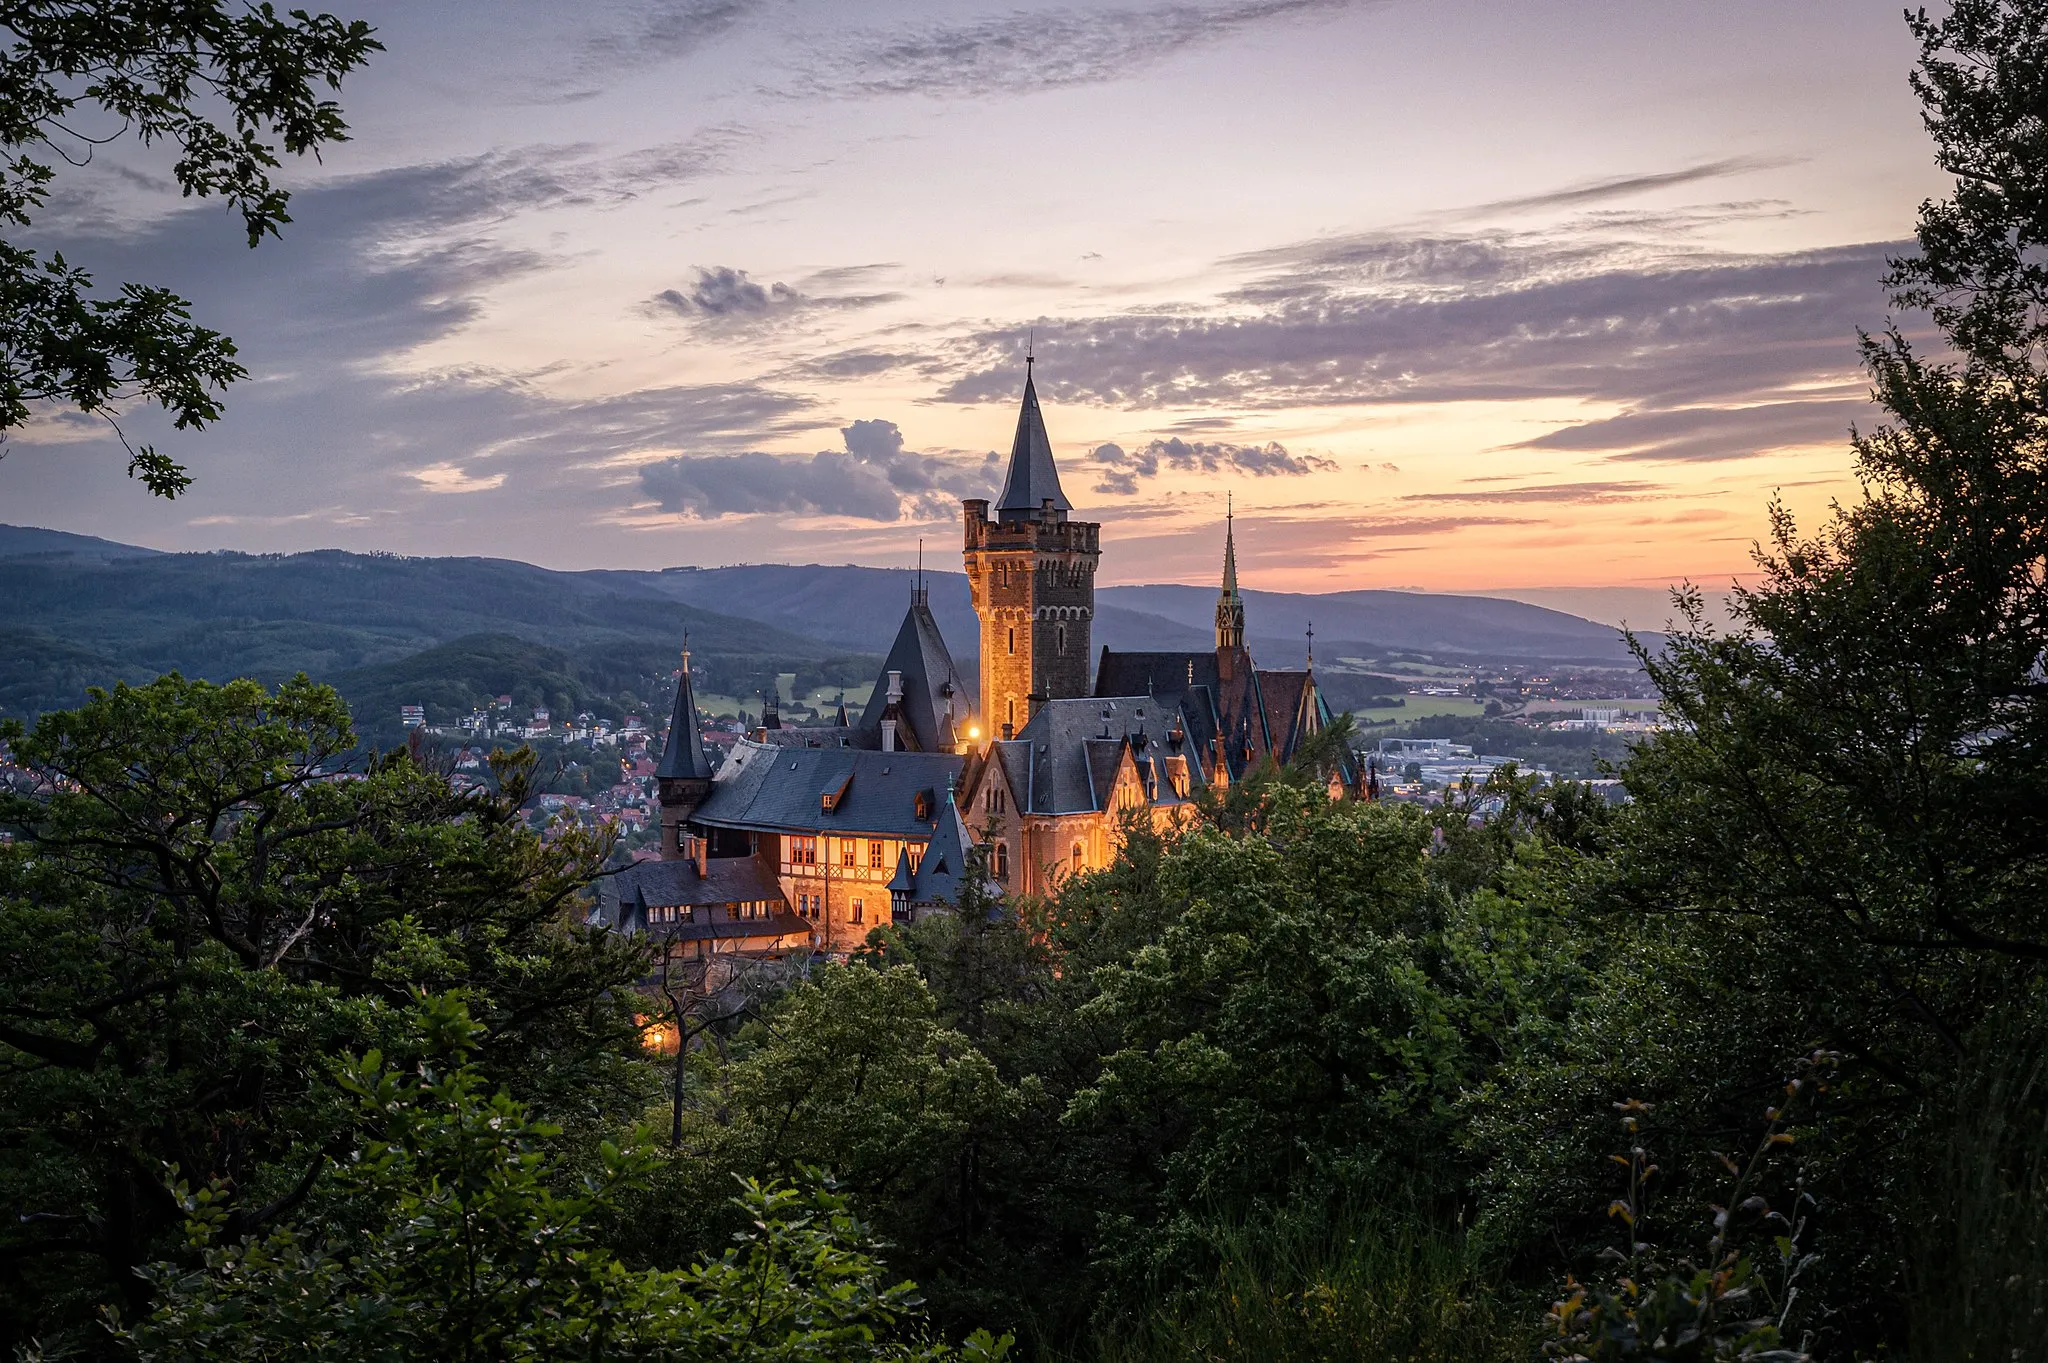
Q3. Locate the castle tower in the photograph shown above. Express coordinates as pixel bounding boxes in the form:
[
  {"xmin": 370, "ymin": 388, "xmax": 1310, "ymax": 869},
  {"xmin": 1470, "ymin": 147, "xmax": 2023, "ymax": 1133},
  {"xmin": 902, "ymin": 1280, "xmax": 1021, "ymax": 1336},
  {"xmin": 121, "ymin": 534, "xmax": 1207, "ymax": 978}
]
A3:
[
  {"xmin": 655, "ymin": 641, "xmax": 715, "ymax": 860},
  {"xmin": 962, "ymin": 360, "xmax": 1101, "ymax": 739}
]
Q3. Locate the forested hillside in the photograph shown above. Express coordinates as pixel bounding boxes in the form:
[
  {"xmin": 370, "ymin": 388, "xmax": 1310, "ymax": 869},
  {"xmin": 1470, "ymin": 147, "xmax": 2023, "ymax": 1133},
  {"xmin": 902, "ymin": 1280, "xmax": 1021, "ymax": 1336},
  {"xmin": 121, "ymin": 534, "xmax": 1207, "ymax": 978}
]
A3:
[{"xmin": 0, "ymin": 544, "xmax": 877, "ymax": 739}]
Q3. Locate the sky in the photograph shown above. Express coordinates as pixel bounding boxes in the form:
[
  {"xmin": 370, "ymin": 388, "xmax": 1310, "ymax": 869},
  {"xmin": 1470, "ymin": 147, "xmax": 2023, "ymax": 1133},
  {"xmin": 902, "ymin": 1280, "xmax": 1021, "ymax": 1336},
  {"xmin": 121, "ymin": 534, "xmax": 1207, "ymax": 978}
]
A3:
[{"xmin": 1, "ymin": 0, "xmax": 1947, "ymax": 597}]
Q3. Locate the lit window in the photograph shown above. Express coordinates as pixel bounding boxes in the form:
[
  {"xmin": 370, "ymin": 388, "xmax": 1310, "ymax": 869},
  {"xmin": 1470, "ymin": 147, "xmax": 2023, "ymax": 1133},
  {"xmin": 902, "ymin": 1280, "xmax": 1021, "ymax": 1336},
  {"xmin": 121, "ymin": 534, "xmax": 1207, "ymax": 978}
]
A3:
[{"xmin": 841, "ymin": 839, "xmax": 857, "ymax": 867}]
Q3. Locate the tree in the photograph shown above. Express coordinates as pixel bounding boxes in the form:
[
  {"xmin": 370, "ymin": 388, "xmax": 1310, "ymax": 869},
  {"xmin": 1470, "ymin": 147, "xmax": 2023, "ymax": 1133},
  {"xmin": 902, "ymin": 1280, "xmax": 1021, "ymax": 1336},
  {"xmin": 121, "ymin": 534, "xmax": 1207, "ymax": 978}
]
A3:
[
  {"xmin": 0, "ymin": 674, "xmax": 649, "ymax": 1353},
  {"xmin": 0, "ymin": 1, "xmax": 380, "ymax": 496},
  {"xmin": 123, "ymin": 995, "xmax": 1011, "ymax": 1363},
  {"xmin": 1620, "ymin": 0, "xmax": 2048, "ymax": 1063},
  {"xmin": 1571, "ymin": 3, "xmax": 2048, "ymax": 1344}
]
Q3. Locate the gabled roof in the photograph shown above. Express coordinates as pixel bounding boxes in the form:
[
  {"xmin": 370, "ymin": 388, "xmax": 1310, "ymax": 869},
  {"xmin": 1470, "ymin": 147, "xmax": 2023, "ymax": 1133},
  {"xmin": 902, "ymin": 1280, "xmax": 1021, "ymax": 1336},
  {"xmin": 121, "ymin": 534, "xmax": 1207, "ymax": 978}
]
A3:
[
  {"xmin": 1008, "ymin": 695, "xmax": 1207, "ymax": 814},
  {"xmin": 591, "ymin": 856, "xmax": 806, "ymax": 944},
  {"xmin": 655, "ymin": 662, "xmax": 714, "ymax": 781},
  {"xmin": 694, "ymin": 740, "xmax": 963, "ymax": 838},
  {"xmin": 1257, "ymin": 669, "xmax": 1310, "ymax": 763},
  {"xmin": 858, "ymin": 599, "xmax": 971, "ymax": 752},
  {"xmin": 994, "ymin": 367, "xmax": 1071, "ymax": 518},
  {"xmin": 1094, "ymin": 648, "xmax": 1258, "ymax": 778}
]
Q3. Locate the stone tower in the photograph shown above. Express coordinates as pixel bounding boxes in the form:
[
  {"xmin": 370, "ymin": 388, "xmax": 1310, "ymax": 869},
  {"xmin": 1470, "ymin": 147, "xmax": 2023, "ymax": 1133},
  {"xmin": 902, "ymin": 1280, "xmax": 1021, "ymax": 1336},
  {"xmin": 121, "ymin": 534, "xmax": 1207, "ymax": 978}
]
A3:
[{"xmin": 962, "ymin": 361, "xmax": 1100, "ymax": 739}]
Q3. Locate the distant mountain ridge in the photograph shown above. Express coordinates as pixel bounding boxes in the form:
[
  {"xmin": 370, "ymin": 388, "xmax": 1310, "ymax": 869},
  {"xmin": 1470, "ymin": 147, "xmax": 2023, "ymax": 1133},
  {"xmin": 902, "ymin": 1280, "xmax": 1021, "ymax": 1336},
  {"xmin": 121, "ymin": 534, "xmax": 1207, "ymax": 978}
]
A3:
[{"xmin": 0, "ymin": 526, "xmax": 1648, "ymax": 726}]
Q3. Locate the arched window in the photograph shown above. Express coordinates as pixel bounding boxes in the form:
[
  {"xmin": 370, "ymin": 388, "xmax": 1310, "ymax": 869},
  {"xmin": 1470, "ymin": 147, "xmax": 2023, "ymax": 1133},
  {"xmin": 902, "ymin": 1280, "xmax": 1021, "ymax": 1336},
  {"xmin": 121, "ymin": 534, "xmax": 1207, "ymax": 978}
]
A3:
[
  {"xmin": 1007, "ymin": 626, "xmax": 1015, "ymax": 655},
  {"xmin": 993, "ymin": 841, "xmax": 1009, "ymax": 880},
  {"xmin": 1071, "ymin": 842, "xmax": 1084, "ymax": 872},
  {"xmin": 1057, "ymin": 623, "xmax": 1067, "ymax": 655}
]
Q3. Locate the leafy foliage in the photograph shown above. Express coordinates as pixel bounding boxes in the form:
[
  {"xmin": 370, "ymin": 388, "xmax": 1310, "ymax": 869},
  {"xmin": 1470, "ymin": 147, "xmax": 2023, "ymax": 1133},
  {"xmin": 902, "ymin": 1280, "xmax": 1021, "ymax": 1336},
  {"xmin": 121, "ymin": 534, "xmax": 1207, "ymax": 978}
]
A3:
[
  {"xmin": 0, "ymin": 0, "xmax": 380, "ymax": 494},
  {"xmin": 124, "ymin": 995, "xmax": 1011, "ymax": 1363},
  {"xmin": 0, "ymin": 674, "xmax": 649, "ymax": 1353}
]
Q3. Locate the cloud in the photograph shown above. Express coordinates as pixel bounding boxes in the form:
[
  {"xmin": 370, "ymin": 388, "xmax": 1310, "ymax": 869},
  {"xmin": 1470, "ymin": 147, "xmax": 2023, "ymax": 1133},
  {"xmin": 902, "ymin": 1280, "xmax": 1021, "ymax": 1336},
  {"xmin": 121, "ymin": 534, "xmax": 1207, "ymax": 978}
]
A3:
[
  {"xmin": 939, "ymin": 223, "xmax": 1899, "ymax": 465},
  {"xmin": 1090, "ymin": 435, "xmax": 1335, "ymax": 493},
  {"xmin": 650, "ymin": 265, "xmax": 902, "ymax": 324},
  {"xmin": 655, "ymin": 265, "xmax": 803, "ymax": 317},
  {"xmin": 789, "ymin": 0, "xmax": 1368, "ymax": 99},
  {"xmin": 1402, "ymin": 480, "xmax": 1669, "ymax": 505},
  {"xmin": 1461, "ymin": 157, "xmax": 1799, "ymax": 218},
  {"xmin": 635, "ymin": 418, "xmax": 996, "ymax": 521},
  {"xmin": 1509, "ymin": 398, "xmax": 1864, "ymax": 463}
]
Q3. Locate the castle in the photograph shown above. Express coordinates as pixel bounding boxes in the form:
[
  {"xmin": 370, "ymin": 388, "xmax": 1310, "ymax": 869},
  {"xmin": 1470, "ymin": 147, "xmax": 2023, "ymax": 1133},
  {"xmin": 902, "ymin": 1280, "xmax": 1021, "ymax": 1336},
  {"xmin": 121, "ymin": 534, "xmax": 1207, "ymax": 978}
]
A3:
[{"xmin": 593, "ymin": 360, "xmax": 1359, "ymax": 955}]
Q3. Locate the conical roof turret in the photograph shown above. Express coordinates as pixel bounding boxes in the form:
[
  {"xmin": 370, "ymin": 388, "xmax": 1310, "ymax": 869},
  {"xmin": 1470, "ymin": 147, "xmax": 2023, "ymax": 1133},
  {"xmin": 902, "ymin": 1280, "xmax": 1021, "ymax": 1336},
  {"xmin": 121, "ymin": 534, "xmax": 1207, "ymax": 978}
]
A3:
[
  {"xmin": 994, "ymin": 360, "xmax": 1070, "ymax": 520},
  {"xmin": 655, "ymin": 642, "xmax": 714, "ymax": 781}
]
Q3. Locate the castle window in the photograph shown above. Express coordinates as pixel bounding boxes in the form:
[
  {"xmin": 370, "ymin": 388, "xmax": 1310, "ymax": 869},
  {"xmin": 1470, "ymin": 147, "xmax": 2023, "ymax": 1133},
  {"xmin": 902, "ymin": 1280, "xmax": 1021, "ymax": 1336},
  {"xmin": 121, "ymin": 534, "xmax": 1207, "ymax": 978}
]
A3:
[
  {"xmin": 1006, "ymin": 697, "xmax": 1015, "ymax": 728},
  {"xmin": 1007, "ymin": 626, "xmax": 1015, "ymax": 655},
  {"xmin": 1057, "ymin": 623, "xmax": 1067, "ymax": 655},
  {"xmin": 851, "ymin": 899, "xmax": 864, "ymax": 925},
  {"xmin": 993, "ymin": 841, "xmax": 1009, "ymax": 880},
  {"xmin": 909, "ymin": 843, "xmax": 924, "ymax": 872},
  {"xmin": 790, "ymin": 836, "xmax": 816, "ymax": 865},
  {"xmin": 1071, "ymin": 842, "xmax": 1084, "ymax": 872},
  {"xmin": 868, "ymin": 839, "xmax": 884, "ymax": 869},
  {"xmin": 841, "ymin": 838, "xmax": 857, "ymax": 867},
  {"xmin": 986, "ymin": 786, "xmax": 1006, "ymax": 815}
]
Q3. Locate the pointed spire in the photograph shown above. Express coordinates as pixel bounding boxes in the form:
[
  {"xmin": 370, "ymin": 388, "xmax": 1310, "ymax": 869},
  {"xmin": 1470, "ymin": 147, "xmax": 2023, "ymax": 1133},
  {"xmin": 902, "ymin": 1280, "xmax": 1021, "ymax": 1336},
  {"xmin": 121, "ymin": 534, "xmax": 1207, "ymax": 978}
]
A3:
[
  {"xmin": 994, "ymin": 361, "xmax": 1071, "ymax": 519},
  {"xmin": 1223, "ymin": 493, "xmax": 1238, "ymax": 595},
  {"xmin": 655, "ymin": 640, "xmax": 713, "ymax": 781},
  {"xmin": 1293, "ymin": 621, "xmax": 1323, "ymax": 744},
  {"xmin": 1215, "ymin": 497, "xmax": 1247, "ymax": 652}
]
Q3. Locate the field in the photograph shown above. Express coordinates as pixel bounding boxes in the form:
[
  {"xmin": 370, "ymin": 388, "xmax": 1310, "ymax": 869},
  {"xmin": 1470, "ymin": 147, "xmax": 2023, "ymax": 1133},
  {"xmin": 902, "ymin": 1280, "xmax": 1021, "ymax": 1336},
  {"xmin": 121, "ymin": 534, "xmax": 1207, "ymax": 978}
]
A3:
[{"xmin": 1350, "ymin": 697, "xmax": 1492, "ymax": 726}]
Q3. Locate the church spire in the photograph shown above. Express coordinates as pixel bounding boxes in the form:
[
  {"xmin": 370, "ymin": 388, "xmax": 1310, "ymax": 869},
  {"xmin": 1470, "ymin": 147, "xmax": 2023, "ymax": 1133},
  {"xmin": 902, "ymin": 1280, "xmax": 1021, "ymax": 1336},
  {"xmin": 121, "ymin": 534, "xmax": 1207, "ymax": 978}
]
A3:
[
  {"xmin": 994, "ymin": 359, "xmax": 1071, "ymax": 521},
  {"xmin": 1215, "ymin": 496, "xmax": 1246, "ymax": 652}
]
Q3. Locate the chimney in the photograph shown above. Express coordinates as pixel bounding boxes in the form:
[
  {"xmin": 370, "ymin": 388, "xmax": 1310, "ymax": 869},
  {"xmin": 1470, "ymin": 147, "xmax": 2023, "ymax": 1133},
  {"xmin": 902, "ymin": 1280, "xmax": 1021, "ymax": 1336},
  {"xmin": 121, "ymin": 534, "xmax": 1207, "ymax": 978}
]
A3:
[
  {"xmin": 693, "ymin": 832, "xmax": 709, "ymax": 878},
  {"xmin": 881, "ymin": 669, "xmax": 904, "ymax": 752}
]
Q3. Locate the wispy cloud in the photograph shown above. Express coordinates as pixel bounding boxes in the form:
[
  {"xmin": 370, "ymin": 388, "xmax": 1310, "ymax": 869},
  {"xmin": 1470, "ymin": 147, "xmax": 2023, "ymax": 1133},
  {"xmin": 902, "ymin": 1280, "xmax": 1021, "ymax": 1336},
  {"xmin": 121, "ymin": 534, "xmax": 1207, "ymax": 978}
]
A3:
[
  {"xmin": 785, "ymin": 0, "xmax": 1371, "ymax": 99},
  {"xmin": 1402, "ymin": 480, "xmax": 1669, "ymax": 505},
  {"xmin": 1460, "ymin": 156, "xmax": 1799, "ymax": 218}
]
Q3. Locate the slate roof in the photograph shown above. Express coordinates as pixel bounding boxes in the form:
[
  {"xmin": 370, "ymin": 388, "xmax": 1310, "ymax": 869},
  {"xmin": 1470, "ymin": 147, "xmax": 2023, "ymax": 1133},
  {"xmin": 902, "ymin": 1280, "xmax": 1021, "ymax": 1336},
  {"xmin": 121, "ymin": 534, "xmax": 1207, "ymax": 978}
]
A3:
[
  {"xmin": 1258, "ymin": 670, "xmax": 1311, "ymax": 760},
  {"xmin": 1094, "ymin": 648, "xmax": 1260, "ymax": 778},
  {"xmin": 592, "ymin": 856, "xmax": 806, "ymax": 944},
  {"xmin": 993, "ymin": 367, "xmax": 1071, "ymax": 519},
  {"xmin": 694, "ymin": 739, "xmax": 963, "ymax": 838},
  {"xmin": 755, "ymin": 726, "xmax": 859, "ymax": 749},
  {"xmin": 654, "ymin": 664, "xmax": 714, "ymax": 781},
  {"xmin": 904, "ymin": 798, "xmax": 992, "ymax": 908},
  {"xmin": 1005, "ymin": 695, "xmax": 1207, "ymax": 815},
  {"xmin": 857, "ymin": 599, "xmax": 971, "ymax": 752},
  {"xmin": 1094, "ymin": 648, "xmax": 1222, "ymax": 699}
]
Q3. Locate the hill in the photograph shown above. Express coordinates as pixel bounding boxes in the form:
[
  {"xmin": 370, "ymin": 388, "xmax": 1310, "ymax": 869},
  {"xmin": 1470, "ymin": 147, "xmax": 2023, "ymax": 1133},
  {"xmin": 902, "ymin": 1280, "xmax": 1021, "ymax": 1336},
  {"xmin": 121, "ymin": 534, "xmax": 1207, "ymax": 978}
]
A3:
[
  {"xmin": 1, "ymin": 528, "xmax": 1649, "ymax": 732},
  {"xmin": 1101, "ymin": 584, "xmax": 1648, "ymax": 665},
  {"xmin": 0, "ymin": 545, "xmax": 876, "ymax": 737}
]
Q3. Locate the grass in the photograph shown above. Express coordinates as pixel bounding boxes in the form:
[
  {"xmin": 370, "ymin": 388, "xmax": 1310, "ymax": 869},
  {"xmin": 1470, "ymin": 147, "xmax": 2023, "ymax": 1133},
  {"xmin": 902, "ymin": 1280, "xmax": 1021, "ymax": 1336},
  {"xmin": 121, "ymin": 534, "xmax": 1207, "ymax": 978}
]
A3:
[
  {"xmin": 1065, "ymin": 1203, "xmax": 1529, "ymax": 1363},
  {"xmin": 1351, "ymin": 698, "xmax": 1493, "ymax": 726},
  {"xmin": 1908, "ymin": 1023, "xmax": 2048, "ymax": 1362}
]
